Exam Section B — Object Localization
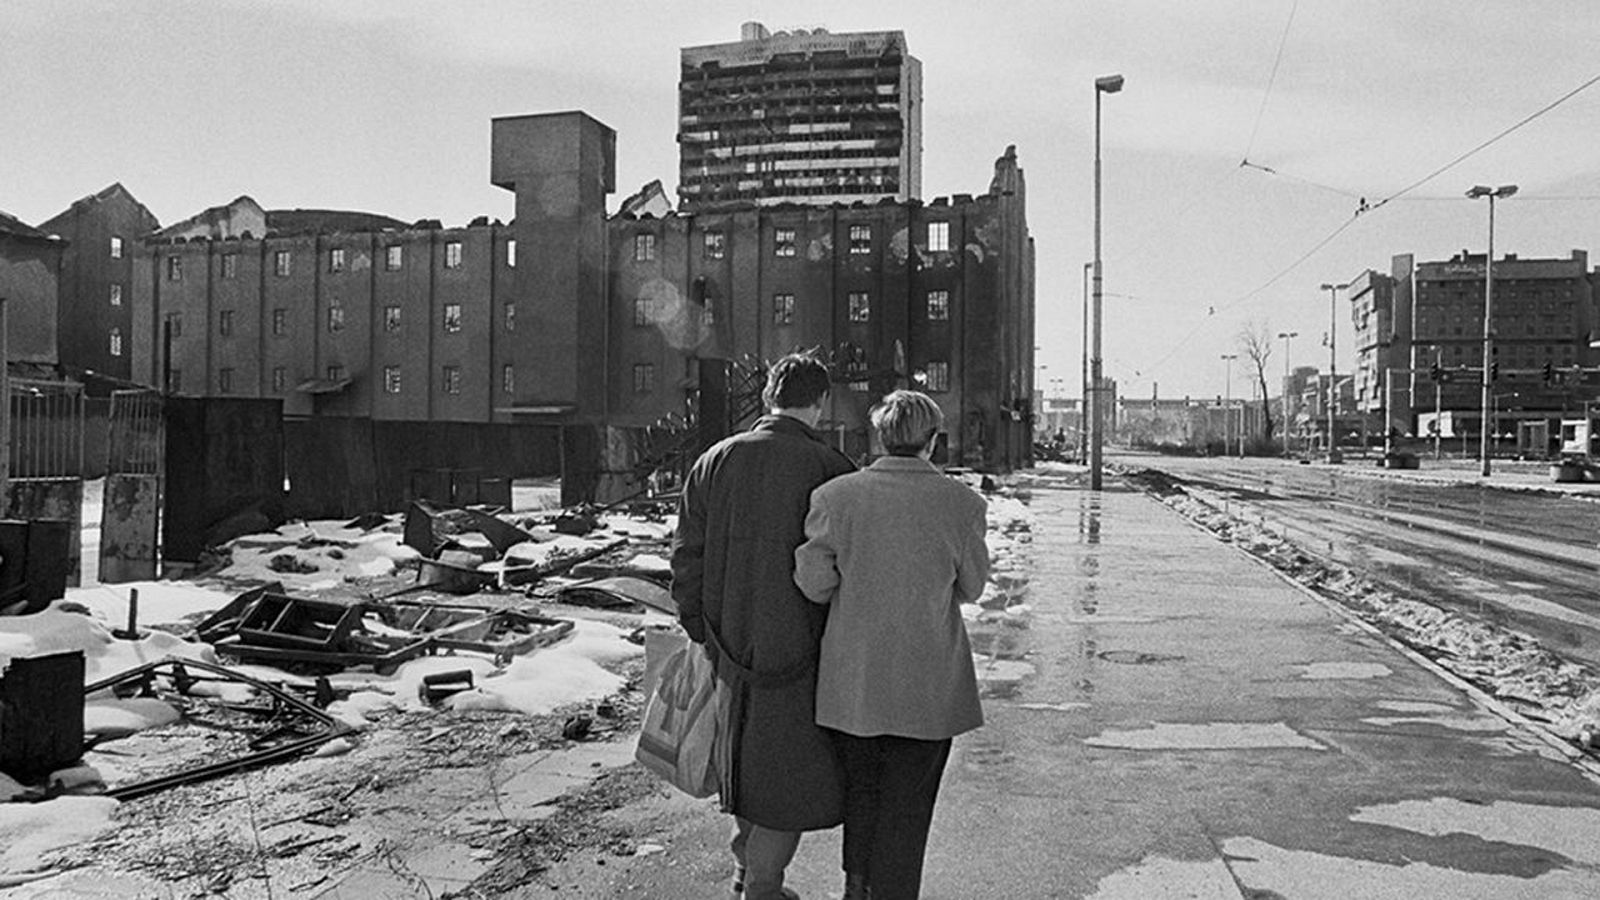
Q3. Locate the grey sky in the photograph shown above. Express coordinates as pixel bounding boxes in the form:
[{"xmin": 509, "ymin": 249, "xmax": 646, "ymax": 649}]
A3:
[{"xmin": 5, "ymin": 0, "xmax": 1599, "ymax": 399}]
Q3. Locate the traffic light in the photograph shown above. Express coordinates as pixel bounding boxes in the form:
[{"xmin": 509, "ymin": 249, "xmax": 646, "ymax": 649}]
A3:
[
  {"xmin": 1543, "ymin": 362, "xmax": 1555, "ymax": 384},
  {"xmin": 1490, "ymin": 361, "xmax": 1500, "ymax": 381},
  {"xmin": 1429, "ymin": 362, "xmax": 1441, "ymax": 381}
]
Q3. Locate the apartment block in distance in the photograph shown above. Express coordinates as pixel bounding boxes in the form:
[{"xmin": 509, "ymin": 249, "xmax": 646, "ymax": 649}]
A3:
[{"xmin": 678, "ymin": 22, "xmax": 922, "ymax": 210}]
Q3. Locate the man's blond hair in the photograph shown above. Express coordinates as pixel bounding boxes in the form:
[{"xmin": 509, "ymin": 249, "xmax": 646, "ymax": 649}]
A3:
[{"xmin": 871, "ymin": 390, "xmax": 944, "ymax": 456}]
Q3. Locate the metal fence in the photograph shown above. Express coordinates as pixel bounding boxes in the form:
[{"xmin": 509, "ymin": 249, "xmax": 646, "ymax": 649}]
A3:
[
  {"xmin": 106, "ymin": 389, "xmax": 165, "ymax": 476},
  {"xmin": 9, "ymin": 378, "xmax": 85, "ymax": 479}
]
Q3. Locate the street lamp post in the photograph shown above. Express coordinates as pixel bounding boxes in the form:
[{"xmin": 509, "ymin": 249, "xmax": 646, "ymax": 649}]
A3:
[
  {"xmin": 1320, "ymin": 282, "xmax": 1348, "ymax": 462},
  {"xmin": 1277, "ymin": 331, "xmax": 1298, "ymax": 457},
  {"xmin": 1090, "ymin": 72, "xmax": 1123, "ymax": 492},
  {"xmin": 1466, "ymin": 184, "xmax": 1517, "ymax": 477},
  {"xmin": 1081, "ymin": 261, "xmax": 1091, "ymax": 464},
  {"xmin": 1221, "ymin": 353, "xmax": 1238, "ymax": 456}
]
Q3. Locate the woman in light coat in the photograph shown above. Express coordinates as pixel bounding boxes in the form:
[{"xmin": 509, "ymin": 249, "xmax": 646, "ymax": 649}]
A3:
[{"xmin": 794, "ymin": 390, "xmax": 990, "ymax": 900}]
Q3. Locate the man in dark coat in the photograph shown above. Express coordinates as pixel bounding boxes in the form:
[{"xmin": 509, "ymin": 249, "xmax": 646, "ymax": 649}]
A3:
[{"xmin": 671, "ymin": 353, "xmax": 855, "ymax": 900}]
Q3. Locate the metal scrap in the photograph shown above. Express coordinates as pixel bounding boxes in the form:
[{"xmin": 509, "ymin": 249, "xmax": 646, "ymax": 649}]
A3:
[{"xmin": 84, "ymin": 657, "xmax": 353, "ymax": 801}]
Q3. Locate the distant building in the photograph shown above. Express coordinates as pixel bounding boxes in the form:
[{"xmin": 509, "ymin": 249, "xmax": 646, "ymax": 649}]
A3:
[
  {"xmin": 1375, "ymin": 249, "xmax": 1599, "ymax": 442},
  {"xmin": 1347, "ymin": 265, "xmax": 1409, "ymax": 431},
  {"xmin": 677, "ymin": 22, "xmax": 922, "ymax": 210},
  {"xmin": 0, "ymin": 209, "xmax": 64, "ymax": 365},
  {"xmin": 38, "ymin": 184, "xmax": 158, "ymax": 380}
]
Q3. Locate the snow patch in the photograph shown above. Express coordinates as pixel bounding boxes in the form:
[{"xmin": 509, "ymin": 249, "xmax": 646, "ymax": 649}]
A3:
[
  {"xmin": 1085, "ymin": 721, "xmax": 1326, "ymax": 751},
  {"xmin": 1085, "ymin": 853, "xmax": 1241, "ymax": 899},
  {"xmin": 0, "ymin": 796, "xmax": 120, "ymax": 875},
  {"xmin": 1297, "ymin": 661, "xmax": 1393, "ymax": 680},
  {"xmin": 1350, "ymin": 797, "xmax": 1600, "ymax": 866}
]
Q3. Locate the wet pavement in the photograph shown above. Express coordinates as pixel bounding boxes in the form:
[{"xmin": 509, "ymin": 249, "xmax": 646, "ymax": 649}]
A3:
[{"xmin": 525, "ymin": 480, "xmax": 1600, "ymax": 898}]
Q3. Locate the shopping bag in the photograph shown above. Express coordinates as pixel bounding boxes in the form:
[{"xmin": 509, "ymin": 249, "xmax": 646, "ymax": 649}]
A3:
[{"xmin": 635, "ymin": 631, "xmax": 719, "ymax": 797}]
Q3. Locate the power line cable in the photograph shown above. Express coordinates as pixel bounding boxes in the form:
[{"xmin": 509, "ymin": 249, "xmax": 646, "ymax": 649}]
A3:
[
  {"xmin": 1367, "ymin": 70, "xmax": 1600, "ymax": 212},
  {"xmin": 1242, "ymin": 0, "xmax": 1300, "ymax": 163}
]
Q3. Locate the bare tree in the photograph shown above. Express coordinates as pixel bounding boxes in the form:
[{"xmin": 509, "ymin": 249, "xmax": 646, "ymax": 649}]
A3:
[{"xmin": 1238, "ymin": 321, "xmax": 1275, "ymax": 443}]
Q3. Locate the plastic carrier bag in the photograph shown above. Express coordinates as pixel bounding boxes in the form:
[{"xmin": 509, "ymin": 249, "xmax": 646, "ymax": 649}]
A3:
[{"xmin": 635, "ymin": 631, "xmax": 719, "ymax": 797}]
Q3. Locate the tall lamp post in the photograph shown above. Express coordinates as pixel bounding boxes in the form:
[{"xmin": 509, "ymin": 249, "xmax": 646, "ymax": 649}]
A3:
[
  {"xmin": 1277, "ymin": 331, "xmax": 1298, "ymax": 457},
  {"xmin": 1221, "ymin": 353, "xmax": 1238, "ymax": 456},
  {"xmin": 1081, "ymin": 261, "xmax": 1092, "ymax": 463},
  {"xmin": 1320, "ymin": 282, "xmax": 1348, "ymax": 462},
  {"xmin": 1090, "ymin": 72, "xmax": 1124, "ymax": 492},
  {"xmin": 1466, "ymin": 184, "xmax": 1517, "ymax": 476}
]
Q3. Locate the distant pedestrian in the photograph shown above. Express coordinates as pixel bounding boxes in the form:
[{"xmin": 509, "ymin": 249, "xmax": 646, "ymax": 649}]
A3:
[
  {"xmin": 671, "ymin": 353, "xmax": 855, "ymax": 900},
  {"xmin": 794, "ymin": 390, "xmax": 990, "ymax": 900}
]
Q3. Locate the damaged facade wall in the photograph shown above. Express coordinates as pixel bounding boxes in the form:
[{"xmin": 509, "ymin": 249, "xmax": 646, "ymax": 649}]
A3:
[
  {"xmin": 0, "ymin": 227, "xmax": 63, "ymax": 366},
  {"xmin": 610, "ymin": 149, "xmax": 1034, "ymax": 470},
  {"xmin": 130, "ymin": 224, "xmax": 520, "ymax": 422},
  {"xmin": 39, "ymin": 184, "xmax": 160, "ymax": 382}
]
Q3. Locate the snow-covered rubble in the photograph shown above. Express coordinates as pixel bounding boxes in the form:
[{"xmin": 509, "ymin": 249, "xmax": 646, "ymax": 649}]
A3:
[{"xmin": 1143, "ymin": 477, "xmax": 1600, "ymax": 748}]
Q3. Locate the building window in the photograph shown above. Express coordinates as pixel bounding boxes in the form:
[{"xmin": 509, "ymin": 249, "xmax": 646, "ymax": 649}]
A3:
[
  {"xmin": 442, "ymin": 365, "xmax": 462, "ymax": 394},
  {"xmin": 218, "ymin": 368, "xmax": 234, "ymax": 395},
  {"xmin": 221, "ymin": 254, "xmax": 238, "ymax": 279},
  {"xmin": 704, "ymin": 231, "xmax": 725, "ymax": 260},
  {"xmin": 383, "ymin": 305, "xmax": 401, "ymax": 332},
  {"xmin": 443, "ymin": 303, "xmax": 462, "ymax": 333},
  {"xmin": 774, "ymin": 228, "xmax": 797, "ymax": 257},
  {"xmin": 166, "ymin": 256, "xmax": 182, "ymax": 281},
  {"xmin": 272, "ymin": 367, "xmax": 286, "ymax": 392},
  {"xmin": 445, "ymin": 241, "xmax": 463, "ymax": 269},
  {"xmin": 327, "ymin": 306, "xmax": 345, "ymax": 333},
  {"xmin": 506, "ymin": 239, "xmax": 517, "ymax": 268},
  {"xmin": 328, "ymin": 248, "xmax": 346, "ymax": 272},
  {"xmin": 848, "ymin": 291, "xmax": 870, "ymax": 323},
  {"xmin": 271, "ymin": 308, "xmax": 287, "ymax": 336},
  {"xmin": 386, "ymin": 245, "xmax": 403, "ymax": 270},
  {"xmin": 927, "ymin": 221, "xmax": 950, "ymax": 252},
  {"xmin": 634, "ymin": 233, "xmax": 656, "ymax": 261},
  {"xmin": 164, "ymin": 313, "xmax": 182, "ymax": 338},
  {"xmin": 219, "ymin": 309, "xmax": 235, "ymax": 337},
  {"xmin": 503, "ymin": 303, "xmax": 516, "ymax": 332},
  {"xmin": 925, "ymin": 361, "xmax": 950, "ymax": 392},
  {"xmin": 110, "ymin": 236, "xmax": 123, "ymax": 259},
  {"xmin": 633, "ymin": 363, "xmax": 656, "ymax": 394},
  {"xmin": 502, "ymin": 364, "xmax": 515, "ymax": 394},
  {"xmin": 774, "ymin": 293, "xmax": 795, "ymax": 325},
  {"xmin": 927, "ymin": 289, "xmax": 950, "ymax": 321},
  {"xmin": 109, "ymin": 283, "xmax": 122, "ymax": 307},
  {"xmin": 384, "ymin": 365, "xmax": 401, "ymax": 394},
  {"xmin": 274, "ymin": 250, "xmax": 291, "ymax": 277},
  {"xmin": 634, "ymin": 295, "xmax": 653, "ymax": 326},
  {"xmin": 849, "ymin": 224, "xmax": 871, "ymax": 254},
  {"xmin": 327, "ymin": 364, "xmax": 346, "ymax": 382},
  {"xmin": 109, "ymin": 328, "xmax": 123, "ymax": 357}
]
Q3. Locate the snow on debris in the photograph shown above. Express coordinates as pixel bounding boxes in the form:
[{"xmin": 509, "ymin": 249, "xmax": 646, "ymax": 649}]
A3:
[
  {"xmin": 0, "ymin": 604, "xmax": 214, "ymax": 682},
  {"xmin": 214, "ymin": 518, "xmax": 421, "ymax": 590},
  {"xmin": 0, "ymin": 796, "xmax": 120, "ymax": 878},
  {"xmin": 66, "ymin": 581, "xmax": 238, "ymax": 629}
]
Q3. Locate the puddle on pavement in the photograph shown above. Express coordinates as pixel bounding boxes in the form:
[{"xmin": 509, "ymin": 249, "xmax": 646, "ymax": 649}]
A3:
[
  {"xmin": 1084, "ymin": 854, "xmax": 1240, "ymax": 899},
  {"xmin": 1350, "ymin": 798, "xmax": 1600, "ymax": 867},
  {"xmin": 1220, "ymin": 835, "xmax": 1599, "ymax": 898},
  {"xmin": 1084, "ymin": 721, "xmax": 1326, "ymax": 751},
  {"xmin": 975, "ymin": 657, "xmax": 1036, "ymax": 700},
  {"xmin": 1015, "ymin": 701, "xmax": 1089, "ymax": 712},
  {"xmin": 1097, "ymin": 649, "xmax": 1185, "ymax": 665},
  {"xmin": 969, "ymin": 629, "xmax": 1029, "ymax": 660},
  {"xmin": 1296, "ymin": 661, "xmax": 1393, "ymax": 680},
  {"xmin": 1360, "ymin": 715, "xmax": 1509, "ymax": 733},
  {"xmin": 1066, "ymin": 615, "xmax": 1157, "ymax": 625}
]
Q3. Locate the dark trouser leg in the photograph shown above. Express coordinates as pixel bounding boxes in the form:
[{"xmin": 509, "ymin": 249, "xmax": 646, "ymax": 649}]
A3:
[
  {"xmin": 730, "ymin": 817, "xmax": 801, "ymax": 900},
  {"xmin": 865, "ymin": 736, "xmax": 952, "ymax": 900},
  {"xmin": 828, "ymin": 728, "xmax": 883, "ymax": 884}
]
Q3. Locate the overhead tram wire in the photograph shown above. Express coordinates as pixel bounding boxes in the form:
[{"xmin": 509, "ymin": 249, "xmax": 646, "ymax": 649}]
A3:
[
  {"xmin": 1135, "ymin": 69, "xmax": 1600, "ymax": 384},
  {"xmin": 1242, "ymin": 0, "xmax": 1300, "ymax": 163}
]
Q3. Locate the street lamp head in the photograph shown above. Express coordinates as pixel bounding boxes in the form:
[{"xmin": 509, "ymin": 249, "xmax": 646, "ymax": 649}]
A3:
[
  {"xmin": 1095, "ymin": 74, "xmax": 1125, "ymax": 93},
  {"xmin": 1467, "ymin": 184, "xmax": 1518, "ymax": 199},
  {"xmin": 1278, "ymin": 331, "xmax": 1299, "ymax": 339},
  {"xmin": 1319, "ymin": 282, "xmax": 1349, "ymax": 292}
]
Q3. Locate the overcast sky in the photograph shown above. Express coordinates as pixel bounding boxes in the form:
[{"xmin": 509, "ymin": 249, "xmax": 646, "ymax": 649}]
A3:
[{"xmin": 5, "ymin": 0, "xmax": 1599, "ymax": 400}]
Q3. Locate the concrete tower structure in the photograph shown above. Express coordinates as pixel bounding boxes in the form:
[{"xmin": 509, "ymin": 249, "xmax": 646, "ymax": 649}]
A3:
[{"xmin": 677, "ymin": 22, "xmax": 922, "ymax": 210}]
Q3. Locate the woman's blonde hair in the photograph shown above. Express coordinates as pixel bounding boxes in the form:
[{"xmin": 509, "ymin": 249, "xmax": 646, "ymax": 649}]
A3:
[{"xmin": 871, "ymin": 390, "xmax": 944, "ymax": 456}]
